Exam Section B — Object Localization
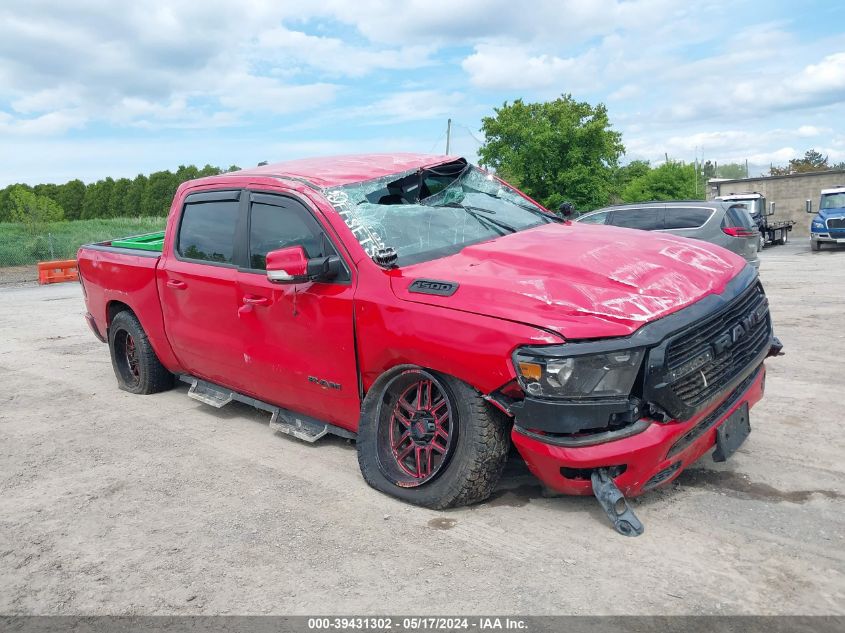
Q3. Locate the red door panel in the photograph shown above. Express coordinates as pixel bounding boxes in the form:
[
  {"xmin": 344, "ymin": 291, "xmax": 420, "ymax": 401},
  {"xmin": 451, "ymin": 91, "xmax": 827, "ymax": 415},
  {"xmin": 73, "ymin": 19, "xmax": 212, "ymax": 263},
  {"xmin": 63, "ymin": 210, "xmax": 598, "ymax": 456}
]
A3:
[
  {"xmin": 235, "ymin": 272, "xmax": 359, "ymax": 428},
  {"xmin": 158, "ymin": 259, "xmax": 248, "ymax": 390}
]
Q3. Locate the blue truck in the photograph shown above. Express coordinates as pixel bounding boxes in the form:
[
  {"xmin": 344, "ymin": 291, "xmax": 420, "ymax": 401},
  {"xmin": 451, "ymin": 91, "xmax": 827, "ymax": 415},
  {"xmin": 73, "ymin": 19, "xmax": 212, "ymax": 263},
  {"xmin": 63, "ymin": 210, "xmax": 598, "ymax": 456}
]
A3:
[{"xmin": 809, "ymin": 185, "xmax": 845, "ymax": 251}]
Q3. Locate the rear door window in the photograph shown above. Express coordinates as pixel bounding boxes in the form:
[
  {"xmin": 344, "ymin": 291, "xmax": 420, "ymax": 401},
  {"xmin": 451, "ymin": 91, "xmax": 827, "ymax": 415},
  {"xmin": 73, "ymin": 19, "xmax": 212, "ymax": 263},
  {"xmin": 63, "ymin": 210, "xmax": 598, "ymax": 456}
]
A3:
[
  {"xmin": 723, "ymin": 205, "xmax": 756, "ymax": 229},
  {"xmin": 664, "ymin": 207, "xmax": 713, "ymax": 229},
  {"xmin": 177, "ymin": 200, "xmax": 240, "ymax": 264},
  {"xmin": 610, "ymin": 207, "xmax": 665, "ymax": 230}
]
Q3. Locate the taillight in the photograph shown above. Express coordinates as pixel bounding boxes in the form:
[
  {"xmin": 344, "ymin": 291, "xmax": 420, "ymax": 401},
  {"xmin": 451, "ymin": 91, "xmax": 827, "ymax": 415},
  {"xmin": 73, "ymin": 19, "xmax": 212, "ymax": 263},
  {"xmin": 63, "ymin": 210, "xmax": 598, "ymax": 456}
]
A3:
[{"xmin": 722, "ymin": 226, "xmax": 757, "ymax": 237}]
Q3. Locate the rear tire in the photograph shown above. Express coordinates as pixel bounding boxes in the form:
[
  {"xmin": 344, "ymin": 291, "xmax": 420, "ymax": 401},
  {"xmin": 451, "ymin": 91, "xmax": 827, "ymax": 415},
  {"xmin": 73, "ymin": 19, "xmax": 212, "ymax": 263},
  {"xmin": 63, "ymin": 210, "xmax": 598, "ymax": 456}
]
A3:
[
  {"xmin": 108, "ymin": 310, "xmax": 174, "ymax": 394},
  {"xmin": 357, "ymin": 367, "xmax": 510, "ymax": 509}
]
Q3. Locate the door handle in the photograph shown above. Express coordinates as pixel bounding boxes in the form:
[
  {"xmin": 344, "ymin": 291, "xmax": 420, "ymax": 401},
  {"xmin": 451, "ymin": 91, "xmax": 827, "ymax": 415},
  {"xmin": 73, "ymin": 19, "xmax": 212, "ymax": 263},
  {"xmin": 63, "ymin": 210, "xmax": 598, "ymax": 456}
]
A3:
[
  {"xmin": 238, "ymin": 294, "xmax": 270, "ymax": 316},
  {"xmin": 166, "ymin": 280, "xmax": 187, "ymax": 290},
  {"xmin": 242, "ymin": 295, "xmax": 270, "ymax": 306}
]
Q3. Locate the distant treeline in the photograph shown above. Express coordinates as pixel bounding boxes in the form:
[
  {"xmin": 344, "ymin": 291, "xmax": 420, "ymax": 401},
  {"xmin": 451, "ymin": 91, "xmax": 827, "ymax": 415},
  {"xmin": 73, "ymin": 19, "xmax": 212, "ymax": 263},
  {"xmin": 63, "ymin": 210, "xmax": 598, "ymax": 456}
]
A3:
[{"xmin": 0, "ymin": 164, "xmax": 241, "ymax": 223}]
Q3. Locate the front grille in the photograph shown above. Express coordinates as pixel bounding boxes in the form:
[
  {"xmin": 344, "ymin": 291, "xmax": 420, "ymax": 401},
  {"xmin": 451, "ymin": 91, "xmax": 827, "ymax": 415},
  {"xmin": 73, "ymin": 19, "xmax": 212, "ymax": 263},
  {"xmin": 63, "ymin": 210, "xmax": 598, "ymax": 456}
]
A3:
[
  {"xmin": 664, "ymin": 282, "xmax": 770, "ymax": 408},
  {"xmin": 827, "ymin": 218, "xmax": 845, "ymax": 230}
]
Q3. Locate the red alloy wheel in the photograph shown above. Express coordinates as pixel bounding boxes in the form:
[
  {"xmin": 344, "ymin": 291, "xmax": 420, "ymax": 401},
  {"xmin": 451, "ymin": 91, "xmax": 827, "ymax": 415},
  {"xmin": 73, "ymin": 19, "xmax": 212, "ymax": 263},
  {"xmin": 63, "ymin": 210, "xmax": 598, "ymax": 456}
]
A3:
[
  {"xmin": 388, "ymin": 378, "xmax": 454, "ymax": 484},
  {"xmin": 125, "ymin": 334, "xmax": 140, "ymax": 378}
]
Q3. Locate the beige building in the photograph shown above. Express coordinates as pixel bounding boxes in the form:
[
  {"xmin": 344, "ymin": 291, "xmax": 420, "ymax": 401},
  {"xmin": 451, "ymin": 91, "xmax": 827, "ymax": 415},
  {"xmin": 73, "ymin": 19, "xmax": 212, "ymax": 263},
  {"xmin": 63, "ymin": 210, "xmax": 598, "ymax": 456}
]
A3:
[{"xmin": 708, "ymin": 169, "xmax": 845, "ymax": 237}]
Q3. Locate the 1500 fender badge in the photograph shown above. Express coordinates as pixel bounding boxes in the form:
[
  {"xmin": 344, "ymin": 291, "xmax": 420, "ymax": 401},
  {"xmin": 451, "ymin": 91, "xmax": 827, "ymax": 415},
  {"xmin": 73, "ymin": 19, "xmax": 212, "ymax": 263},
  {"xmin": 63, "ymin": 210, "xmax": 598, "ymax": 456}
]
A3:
[{"xmin": 408, "ymin": 279, "xmax": 459, "ymax": 296}]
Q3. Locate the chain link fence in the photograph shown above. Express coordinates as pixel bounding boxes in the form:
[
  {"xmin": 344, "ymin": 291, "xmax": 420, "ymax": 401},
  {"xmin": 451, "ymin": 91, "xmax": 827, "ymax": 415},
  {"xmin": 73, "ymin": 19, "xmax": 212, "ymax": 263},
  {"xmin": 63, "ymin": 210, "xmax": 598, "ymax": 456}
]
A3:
[{"xmin": 0, "ymin": 218, "xmax": 166, "ymax": 284}]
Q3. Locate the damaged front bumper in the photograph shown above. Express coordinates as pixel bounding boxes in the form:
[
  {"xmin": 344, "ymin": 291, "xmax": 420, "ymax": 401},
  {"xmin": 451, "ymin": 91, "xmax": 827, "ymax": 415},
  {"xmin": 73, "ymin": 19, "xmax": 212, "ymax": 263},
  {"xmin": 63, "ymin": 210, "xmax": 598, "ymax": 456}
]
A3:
[{"xmin": 511, "ymin": 364, "xmax": 767, "ymax": 501}]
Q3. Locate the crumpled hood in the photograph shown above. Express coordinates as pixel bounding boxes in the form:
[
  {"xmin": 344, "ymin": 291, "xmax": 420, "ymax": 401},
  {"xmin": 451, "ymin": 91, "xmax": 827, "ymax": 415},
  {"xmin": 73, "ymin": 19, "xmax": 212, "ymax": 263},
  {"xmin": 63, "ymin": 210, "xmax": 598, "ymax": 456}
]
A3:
[{"xmin": 390, "ymin": 222, "xmax": 748, "ymax": 340}]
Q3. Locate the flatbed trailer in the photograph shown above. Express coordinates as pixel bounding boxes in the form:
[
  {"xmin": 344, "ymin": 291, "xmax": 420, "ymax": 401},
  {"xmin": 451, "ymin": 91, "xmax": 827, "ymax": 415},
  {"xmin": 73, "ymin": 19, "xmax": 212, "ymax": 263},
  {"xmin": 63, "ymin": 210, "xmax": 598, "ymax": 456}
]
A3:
[
  {"xmin": 716, "ymin": 192, "xmax": 794, "ymax": 248},
  {"xmin": 760, "ymin": 219, "xmax": 794, "ymax": 246}
]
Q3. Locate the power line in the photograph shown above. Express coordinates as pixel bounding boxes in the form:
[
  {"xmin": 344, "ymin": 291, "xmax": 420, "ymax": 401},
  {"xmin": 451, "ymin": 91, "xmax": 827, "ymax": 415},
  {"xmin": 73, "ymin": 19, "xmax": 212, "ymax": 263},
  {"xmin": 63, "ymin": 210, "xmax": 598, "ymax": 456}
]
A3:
[
  {"xmin": 428, "ymin": 131, "xmax": 446, "ymax": 154},
  {"xmin": 454, "ymin": 123, "xmax": 484, "ymax": 147}
]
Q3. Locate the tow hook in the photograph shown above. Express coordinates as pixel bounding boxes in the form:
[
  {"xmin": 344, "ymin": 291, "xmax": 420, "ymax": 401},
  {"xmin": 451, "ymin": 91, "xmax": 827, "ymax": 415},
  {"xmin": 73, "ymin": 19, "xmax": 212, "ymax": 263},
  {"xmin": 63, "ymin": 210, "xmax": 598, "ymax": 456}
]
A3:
[{"xmin": 591, "ymin": 468, "xmax": 644, "ymax": 537}]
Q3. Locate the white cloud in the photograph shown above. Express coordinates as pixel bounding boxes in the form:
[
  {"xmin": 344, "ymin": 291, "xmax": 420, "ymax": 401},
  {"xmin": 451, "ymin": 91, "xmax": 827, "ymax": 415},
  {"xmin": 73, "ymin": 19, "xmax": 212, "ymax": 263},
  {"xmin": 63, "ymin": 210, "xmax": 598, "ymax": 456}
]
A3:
[
  {"xmin": 323, "ymin": 0, "xmax": 679, "ymax": 47},
  {"xmin": 608, "ymin": 84, "xmax": 643, "ymax": 101},
  {"xmin": 462, "ymin": 45, "xmax": 584, "ymax": 91},
  {"xmin": 342, "ymin": 90, "xmax": 465, "ymax": 125},
  {"xmin": 0, "ymin": 1, "xmax": 339, "ymax": 131},
  {"xmin": 661, "ymin": 51, "xmax": 845, "ymax": 123},
  {"xmin": 253, "ymin": 27, "xmax": 435, "ymax": 77},
  {"xmin": 796, "ymin": 125, "xmax": 832, "ymax": 137},
  {"xmin": 0, "ymin": 0, "xmax": 842, "ymax": 187},
  {"xmin": 0, "ymin": 109, "xmax": 87, "ymax": 135}
]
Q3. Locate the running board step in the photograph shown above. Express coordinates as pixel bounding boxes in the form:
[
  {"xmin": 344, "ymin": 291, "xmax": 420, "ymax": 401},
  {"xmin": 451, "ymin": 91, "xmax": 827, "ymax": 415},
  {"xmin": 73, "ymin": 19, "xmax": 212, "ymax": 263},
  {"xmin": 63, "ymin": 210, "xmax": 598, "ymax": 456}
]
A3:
[
  {"xmin": 270, "ymin": 411, "xmax": 330, "ymax": 443},
  {"xmin": 186, "ymin": 378, "xmax": 234, "ymax": 408},
  {"xmin": 178, "ymin": 375, "xmax": 356, "ymax": 443}
]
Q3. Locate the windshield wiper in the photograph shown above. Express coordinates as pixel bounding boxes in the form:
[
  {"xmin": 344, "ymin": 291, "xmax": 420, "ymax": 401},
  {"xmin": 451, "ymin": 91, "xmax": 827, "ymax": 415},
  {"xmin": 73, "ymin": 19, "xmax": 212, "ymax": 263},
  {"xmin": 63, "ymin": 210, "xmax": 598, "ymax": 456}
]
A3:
[
  {"xmin": 458, "ymin": 187, "xmax": 563, "ymax": 222},
  {"xmin": 437, "ymin": 202, "xmax": 518, "ymax": 235}
]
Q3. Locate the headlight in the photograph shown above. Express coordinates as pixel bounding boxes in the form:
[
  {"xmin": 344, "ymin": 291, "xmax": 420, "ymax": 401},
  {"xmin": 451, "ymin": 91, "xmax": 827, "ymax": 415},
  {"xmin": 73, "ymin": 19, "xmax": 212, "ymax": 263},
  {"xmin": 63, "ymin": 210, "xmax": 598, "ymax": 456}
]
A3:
[
  {"xmin": 514, "ymin": 347, "xmax": 644, "ymax": 400},
  {"xmin": 811, "ymin": 220, "xmax": 824, "ymax": 231}
]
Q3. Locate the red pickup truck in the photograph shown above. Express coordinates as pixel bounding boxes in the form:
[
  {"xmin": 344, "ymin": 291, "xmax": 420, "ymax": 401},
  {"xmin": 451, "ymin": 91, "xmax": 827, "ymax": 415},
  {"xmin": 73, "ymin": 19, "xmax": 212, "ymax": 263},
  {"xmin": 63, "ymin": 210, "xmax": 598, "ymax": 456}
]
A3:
[{"xmin": 78, "ymin": 154, "xmax": 781, "ymax": 536}]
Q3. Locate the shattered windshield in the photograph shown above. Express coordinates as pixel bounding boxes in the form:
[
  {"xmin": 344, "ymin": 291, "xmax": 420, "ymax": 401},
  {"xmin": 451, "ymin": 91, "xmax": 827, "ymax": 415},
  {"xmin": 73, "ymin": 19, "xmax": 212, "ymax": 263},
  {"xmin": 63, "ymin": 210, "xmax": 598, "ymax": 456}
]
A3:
[{"xmin": 325, "ymin": 162, "xmax": 558, "ymax": 265}]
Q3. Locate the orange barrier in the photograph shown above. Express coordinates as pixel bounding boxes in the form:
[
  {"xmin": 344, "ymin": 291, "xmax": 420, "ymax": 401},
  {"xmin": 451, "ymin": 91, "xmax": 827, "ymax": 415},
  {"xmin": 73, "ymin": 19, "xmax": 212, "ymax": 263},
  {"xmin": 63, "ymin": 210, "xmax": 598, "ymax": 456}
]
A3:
[{"xmin": 37, "ymin": 259, "xmax": 79, "ymax": 285}]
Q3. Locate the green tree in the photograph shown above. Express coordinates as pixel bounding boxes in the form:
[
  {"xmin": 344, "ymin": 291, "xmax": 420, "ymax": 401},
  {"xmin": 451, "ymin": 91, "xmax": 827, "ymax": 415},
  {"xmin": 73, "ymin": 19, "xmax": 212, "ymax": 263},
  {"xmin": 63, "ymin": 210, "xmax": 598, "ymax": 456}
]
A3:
[
  {"xmin": 55, "ymin": 179, "xmax": 86, "ymax": 220},
  {"xmin": 770, "ymin": 149, "xmax": 830, "ymax": 175},
  {"xmin": 198, "ymin": 164, "xmax": 222, "ymax": 177},
  {"xmin": 176, "ymin": 164, "xmax": 200, "ymax": 183},
  {"xmin": 0, "ymin": 185, "xmax": 25, "ymax": 222},
  {"xmin": 478, "ymin": 95, "xmax": 624, "ymax": 211},
  {"xmin": 125, "ymin": 174, "xmax": 148, "ymax": 216},
  {"xmin": 621, "ymin": 161, "xmax": 700, "ymax": 203},
  {"xmin": 716, "ymin": 163, "xmax": 747, "ymax": 179},
  {"xmin": 3, "ymin": 164, "xmax": 240, "ymax": 223},
  {"xmin": 143, "ymin": 171, "xmax": 180, "ymax": 216},
  {"xmin": 110, "ymin": 178, "xmax": 132, "ymax": 217},
  {"xmin": 81, "ymin": 179, "xmax": 115, "ymax": 219},
  {"xmin": 9, "ymin": 185, "xmax": 65, "ymax": 232},
  {"xmin": 608, "ymin": 160, "xmax": 651, "ymax": 204},
  {"xmin": 702, "ymin": 161, "xmax": 747, "ymax": 180}
]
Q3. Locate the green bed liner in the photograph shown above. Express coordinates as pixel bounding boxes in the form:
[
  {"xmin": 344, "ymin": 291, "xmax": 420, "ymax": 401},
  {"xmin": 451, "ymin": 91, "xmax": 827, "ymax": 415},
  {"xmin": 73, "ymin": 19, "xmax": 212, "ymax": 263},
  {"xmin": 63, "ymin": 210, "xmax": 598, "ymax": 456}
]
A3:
[{"xmin": 111, "ymin": 231, "xmax": 165, "ymax": 252}]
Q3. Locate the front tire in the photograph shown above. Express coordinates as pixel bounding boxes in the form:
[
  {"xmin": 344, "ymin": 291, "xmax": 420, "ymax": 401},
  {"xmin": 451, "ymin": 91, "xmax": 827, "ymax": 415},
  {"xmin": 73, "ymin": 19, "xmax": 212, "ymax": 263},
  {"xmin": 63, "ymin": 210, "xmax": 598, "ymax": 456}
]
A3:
[
  {"xmin": 108, "ymin": 310, "xmax": 174, "ymax": 394},
  {"xmin": 812, "ymin": 239, "xmax": 822, "ymax": 251},
  {"xmin": 357, "ymin": 367, "xmax": 510, "ymax": 509}
]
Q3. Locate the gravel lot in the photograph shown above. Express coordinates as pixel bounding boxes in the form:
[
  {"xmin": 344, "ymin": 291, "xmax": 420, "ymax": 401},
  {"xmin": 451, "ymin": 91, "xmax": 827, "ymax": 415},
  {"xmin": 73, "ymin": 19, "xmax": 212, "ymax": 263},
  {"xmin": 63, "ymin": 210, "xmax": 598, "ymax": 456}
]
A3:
[{"xmin": 1, "ymin": 242, "xmax": 843, "ymax": 616}]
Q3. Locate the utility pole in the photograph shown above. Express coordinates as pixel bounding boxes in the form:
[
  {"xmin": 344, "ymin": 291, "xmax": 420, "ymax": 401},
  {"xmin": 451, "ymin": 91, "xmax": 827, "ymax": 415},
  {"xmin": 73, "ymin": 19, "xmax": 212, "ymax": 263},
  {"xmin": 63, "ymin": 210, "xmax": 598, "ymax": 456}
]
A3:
[{"xmin": 446, "ymin": 118, "xmax": 452, "ymax": 154}]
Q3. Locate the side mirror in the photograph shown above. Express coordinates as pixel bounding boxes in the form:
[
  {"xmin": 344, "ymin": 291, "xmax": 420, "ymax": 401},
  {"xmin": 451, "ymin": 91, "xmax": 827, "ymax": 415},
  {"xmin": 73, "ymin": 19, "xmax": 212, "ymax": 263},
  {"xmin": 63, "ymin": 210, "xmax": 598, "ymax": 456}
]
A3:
[
  {"xmin": 768, "ymin": 201, "xmax": 775, "ymax": 216},
  {"xmin": 805, "ymin": 199, "xmax": 814, "ymax": 214},
  {"xmin": 558, "ymin": 202, "xmax": 574, "ymax": 218},
  {"xmin": 266, "ymin": 246, "xmax": 339, "ymax": 284}
]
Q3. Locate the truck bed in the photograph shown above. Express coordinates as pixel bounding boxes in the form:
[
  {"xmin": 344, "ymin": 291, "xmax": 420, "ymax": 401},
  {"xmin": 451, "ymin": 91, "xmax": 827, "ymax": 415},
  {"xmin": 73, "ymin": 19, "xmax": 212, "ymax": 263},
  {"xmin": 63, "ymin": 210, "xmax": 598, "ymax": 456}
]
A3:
[
  {"xmin": 76, "ymin": 236, "xmax": 178, "ymax": 370},
  {"xmin": 110, "ymin": 231, "xmax": 165, "ymax": 252}
]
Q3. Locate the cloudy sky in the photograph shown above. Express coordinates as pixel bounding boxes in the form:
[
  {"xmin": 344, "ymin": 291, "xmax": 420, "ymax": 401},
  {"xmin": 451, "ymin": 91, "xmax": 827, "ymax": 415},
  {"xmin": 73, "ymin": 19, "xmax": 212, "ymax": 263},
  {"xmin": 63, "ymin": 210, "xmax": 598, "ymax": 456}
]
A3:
[{"xmin": 1, "ymin": 0, "xmax": 843, "ymax": 186}]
